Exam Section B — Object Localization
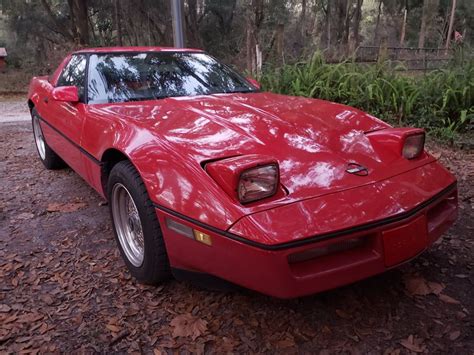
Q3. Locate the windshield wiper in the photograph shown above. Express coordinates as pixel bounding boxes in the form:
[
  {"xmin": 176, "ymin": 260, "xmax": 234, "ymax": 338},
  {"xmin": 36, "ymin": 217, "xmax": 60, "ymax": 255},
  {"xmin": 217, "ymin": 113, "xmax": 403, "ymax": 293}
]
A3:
[
  {"xmin": 123, "ymin": 95, "xmax": 170, "ymax": 102},
  {"xmin": 218, "ymin": 89, "xmax": 257, "ymax": 94}
]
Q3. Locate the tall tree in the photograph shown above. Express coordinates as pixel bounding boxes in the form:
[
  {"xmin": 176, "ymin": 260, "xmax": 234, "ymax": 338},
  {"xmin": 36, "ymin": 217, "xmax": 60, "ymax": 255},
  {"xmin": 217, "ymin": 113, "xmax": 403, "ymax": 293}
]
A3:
[
  {"xmin": 418, "ymin": 0, "xmax": 439, "ymax": 48},
  {"xmin": 68, "ymin": 0, "xmax": 89, "ymax": 45},
  {"xmin": 353, "ymin": 0, "xmax": 363, "ymax": 50},
  {"xmin": 322, "ymin": 0, "xmax": 353, "ymax": 54},
  {"xmin": 39, "ymin": 0, "xmax": 74, "ymax": 42},
  {"xmin": 399, "ymin": 1, "xmax": 408, "ymax": 47},
  {"xmin": 300, "ymin": 0, "xmax": 307, "ymax": 35},
  {"xmin": 246, "ymin": 0, "xmax": 264, "ymax": 74},
  {"xmin": 184, "ymin": 0, "xmax": 202, "ymax": 47},
  {"xmin": 445, "ymin": 0, "xmax": 457, "ymax": 49},
  {"xmin": 325, "ymin": 0, "xmax": 331, "ymax": 49},
  {"xmin": 373, "ymin": 0, "xmax": 382, "ymax": 45},
  {"xmin": 114, "ymin": 0, "xmax": 123, "ymax": 46}
]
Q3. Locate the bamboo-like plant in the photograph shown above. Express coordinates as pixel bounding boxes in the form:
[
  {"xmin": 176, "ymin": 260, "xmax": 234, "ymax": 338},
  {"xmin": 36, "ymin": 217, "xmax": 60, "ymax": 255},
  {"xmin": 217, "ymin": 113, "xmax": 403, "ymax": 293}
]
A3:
[{"xmin": 259, "ymin": 55, "xmax": 473, "ymax": 141}]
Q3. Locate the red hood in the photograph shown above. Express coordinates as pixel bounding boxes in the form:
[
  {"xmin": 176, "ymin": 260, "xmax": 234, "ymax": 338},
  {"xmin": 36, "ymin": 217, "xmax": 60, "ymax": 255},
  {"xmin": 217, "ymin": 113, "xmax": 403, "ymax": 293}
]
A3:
[{"xmin": 88, "ymin": 92, "xmax": 432, "ymax": 201}]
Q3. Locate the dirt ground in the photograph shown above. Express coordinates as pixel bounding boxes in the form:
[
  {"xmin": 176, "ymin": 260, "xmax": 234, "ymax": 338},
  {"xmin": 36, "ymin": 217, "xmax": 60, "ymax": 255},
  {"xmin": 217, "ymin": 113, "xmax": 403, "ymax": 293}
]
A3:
[
  {"xmin": 0, "ymin": 95, "xmax": 31, "ymax": 123},
  {"xmin": 0, "ymin": 101, "xmax": 473, "ymax": 353}
]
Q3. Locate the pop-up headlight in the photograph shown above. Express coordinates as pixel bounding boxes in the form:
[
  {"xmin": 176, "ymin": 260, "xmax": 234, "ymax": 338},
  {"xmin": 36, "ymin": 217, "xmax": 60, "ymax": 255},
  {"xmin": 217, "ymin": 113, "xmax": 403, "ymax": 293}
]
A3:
[
  {"xmin": 238, "ymin": 164, "xmax": 279, "ymax": 204},
  {"xmin": 204, "ymin": 154, "xmax": 281, "ymax": 205},
  {"xmin": 402, "ymin": 132, "xmax": 425, "ymax": 159}
]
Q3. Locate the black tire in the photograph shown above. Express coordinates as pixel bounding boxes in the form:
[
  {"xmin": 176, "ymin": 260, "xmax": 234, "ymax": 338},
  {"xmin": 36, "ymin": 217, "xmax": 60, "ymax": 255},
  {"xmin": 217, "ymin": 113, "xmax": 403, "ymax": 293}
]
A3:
[
  {"xmin": 31, "ymin": 108, "xmax": 65, "ymax": 169},
  {"xmin": 107, "ymin": 160, "xmax": 170, "ymax": 284}
]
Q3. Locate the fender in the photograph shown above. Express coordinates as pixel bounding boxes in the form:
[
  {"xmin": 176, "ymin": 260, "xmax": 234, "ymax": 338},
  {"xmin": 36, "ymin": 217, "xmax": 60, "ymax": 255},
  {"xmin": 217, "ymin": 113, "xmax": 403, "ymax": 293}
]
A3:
[{"xmin": 82, "ymin": 107, "xmax": 244, "ymax": 230}]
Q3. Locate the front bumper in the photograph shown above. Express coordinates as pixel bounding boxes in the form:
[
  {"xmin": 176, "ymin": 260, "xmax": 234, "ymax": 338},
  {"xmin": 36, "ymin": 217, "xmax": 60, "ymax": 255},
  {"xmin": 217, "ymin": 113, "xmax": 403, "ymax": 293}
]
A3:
[{"xmin": 156, "ymin": 163, "xmax": 458, "ymax": 298}]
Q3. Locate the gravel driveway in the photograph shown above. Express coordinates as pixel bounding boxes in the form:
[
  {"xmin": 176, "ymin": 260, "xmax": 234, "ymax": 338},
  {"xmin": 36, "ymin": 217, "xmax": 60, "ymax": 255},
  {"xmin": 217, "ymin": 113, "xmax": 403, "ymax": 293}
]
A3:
[
  {"xmin": 0, "ymin": 107, "xmax": 473, "ymax": 353},
  {"xmin": 0, "ymin": 95, "xmax": 31, "ymax": 123}
]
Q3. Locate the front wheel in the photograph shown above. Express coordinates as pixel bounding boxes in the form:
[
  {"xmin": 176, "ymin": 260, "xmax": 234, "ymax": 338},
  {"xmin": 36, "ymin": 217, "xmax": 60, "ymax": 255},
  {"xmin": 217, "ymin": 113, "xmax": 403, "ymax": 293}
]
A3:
[
  {"xmin": 107, "ymin": 161, "xmax": 170, "ymax": 284},
  {"xmin": 31, "ymin": 109, "xmax": 65, "ymax": 169}
]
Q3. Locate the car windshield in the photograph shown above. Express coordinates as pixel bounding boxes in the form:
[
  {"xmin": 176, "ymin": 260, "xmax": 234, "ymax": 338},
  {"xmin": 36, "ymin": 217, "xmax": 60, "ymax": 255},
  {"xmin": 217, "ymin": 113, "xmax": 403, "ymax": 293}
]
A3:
[{"xmin": 87, "ymin": 52, "xmax": 256, "ymax": 104}]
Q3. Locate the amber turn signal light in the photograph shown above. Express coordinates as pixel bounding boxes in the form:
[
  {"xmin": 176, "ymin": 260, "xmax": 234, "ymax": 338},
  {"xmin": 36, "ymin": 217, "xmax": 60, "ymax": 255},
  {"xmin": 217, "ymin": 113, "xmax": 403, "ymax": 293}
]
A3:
[
  {"xmin": 193, "ymin": 230, "xmax": 212, "ymax": 246},
  {"xmin": 166, "ymin": 218, "xmax": 212, "ymax": 246}
]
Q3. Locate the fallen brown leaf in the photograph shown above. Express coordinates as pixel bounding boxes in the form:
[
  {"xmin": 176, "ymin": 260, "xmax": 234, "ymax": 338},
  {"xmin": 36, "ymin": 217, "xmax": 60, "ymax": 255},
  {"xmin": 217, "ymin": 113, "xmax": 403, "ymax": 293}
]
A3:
[
  {"xmin": 109, "ymin": 330, "xmax": 130, "ymax": 346},
  {"xmin": 46, "ymin": 202, "xmax": 87, "ymax": 213},
  {"xmin": 19, "ymin": 313, "xmax": 44, "ymax": 323},
  {"xmin": 449, "ymin": 330, "xmax": 461, "ymax": 341},
  {"xmin": 439, "ymin": 293, "xmax": 461, "ymax": 304},
  {"xmin": 335, "ymin": 309, "xmax": 351, "ymax": 319},
  {"xmin": 400, "ymin": 335, "xmax": 424, "ymax": 353},
  {"xmin": 41, "ymin": 295, "xmax": 54, "ymax": 306},
  {"xmin": 170, "ymin": 313, "xmax": 207, "ymax": 340},
  {"xmin": 456, "ymin": 311, "xmax": 467, "ymax": 319},
  {"xmin": 4, "ymin": 315, "xmax": 18, "ymax": 323},
  {"xmin": 276, "ymin": 337, "xmax": 296, "ymax": 349},
  {"xmin": 427, "ymin": 281, "xmax": 444, "ymax": 295},
  {"xmin": 220, "ymin": 337, "xmax": 238, "ymax": 353},
  {"xmin": 38, "ymin": 323, "xmax": 48, "ymax": 335},
  {"xmin": 16, "ymin": 212, "xmax": 34, "ymax": 220},
  {"xmin": 0, "ymin": 304, "xmax": 11, "ymax": 313},
  {"xmin": 106, "ymin": 324, "xmax": 121, "ymax": 333},
  {"xmin": 403, "ymin": 275, "xmax": 445, "ymax": 296},
  {"xmin": 404, "ymin": 276, "xmax": 431, "ymax": 296}
]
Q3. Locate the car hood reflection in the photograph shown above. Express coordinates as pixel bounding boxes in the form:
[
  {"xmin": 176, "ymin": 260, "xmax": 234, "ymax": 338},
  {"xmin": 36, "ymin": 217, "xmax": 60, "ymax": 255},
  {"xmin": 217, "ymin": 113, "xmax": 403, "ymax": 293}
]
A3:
[{"xmin": 89, "ymin": 92, "xmax": 424, "ymax": 200}]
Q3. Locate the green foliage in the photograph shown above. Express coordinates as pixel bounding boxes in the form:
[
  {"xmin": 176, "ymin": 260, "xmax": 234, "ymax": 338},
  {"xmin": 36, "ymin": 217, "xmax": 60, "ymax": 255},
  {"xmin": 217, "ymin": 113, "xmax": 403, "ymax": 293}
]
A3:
[{"xmin": 259, "ymin": 54, "xmax": 474, "ymax": 141}]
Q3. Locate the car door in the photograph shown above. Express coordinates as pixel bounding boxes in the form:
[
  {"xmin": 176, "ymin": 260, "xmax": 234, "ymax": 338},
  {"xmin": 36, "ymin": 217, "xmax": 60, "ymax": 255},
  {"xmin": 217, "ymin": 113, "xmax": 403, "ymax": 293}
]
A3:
[{"xmin": 45, "ymin": 54, "xmax": 89, "ymax": 179}]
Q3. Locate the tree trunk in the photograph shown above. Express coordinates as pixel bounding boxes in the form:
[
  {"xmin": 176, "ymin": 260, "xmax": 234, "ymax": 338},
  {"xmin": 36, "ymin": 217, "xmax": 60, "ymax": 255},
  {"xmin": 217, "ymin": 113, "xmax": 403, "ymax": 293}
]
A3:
[
  {"xmin": 69, "ymin": 0, "xmax": 89, "ymax": 45},
  {"xmin": 185, "ymin": 0, "xmax": 202, "ymax": 47},
  {"xmin": 445, "ymin": 0, "xmax": 457, "ymax": 49},
  {"xmin": 326, "ymin": 0, "xmax": 350, "ymax": 57},
  {"xmin": 399, "ymin": 5, "xmax": 407, "ymax": 47},
  {"xmin": 246, "ymin": 22, "xmax": 255, "ymax": 74},
  {"xmin": 374, "ymin": 0, "xmax": 382, "ymax": 45},
  {"xmin": 418, "ymin": 0, "xmax": 439, "ymax": 48},
  {"xmin": 418, "ymin": 0, "xmax": 428, "ymax": 48},
  {"xmin": 342, "ymin": 0, "xmax": 352, "ymax": 47},
  {"xmin": 353, "ymin": 0, "xmax": 363, "ymax": 50},
  {"xmin": 115, "ymin": 0, "xmax": 123, "ymax": 46},
  {"xmin": 300, "ymin": 0, "xmax": 306, "ymax": 35},
  {"xmin": 275, "ymin": 23, "xmax": 284, "ymax": 65},
  {"xmin": 326, "ymin": 1, "xmax": 331, "ymax": 49},
  {"xmin": 40, "ymin": 0, "xmax": 74, "ymax": 41},
  {"xmin": 246, "ymin": 0, "xmax": 264, "ymax": 75}
]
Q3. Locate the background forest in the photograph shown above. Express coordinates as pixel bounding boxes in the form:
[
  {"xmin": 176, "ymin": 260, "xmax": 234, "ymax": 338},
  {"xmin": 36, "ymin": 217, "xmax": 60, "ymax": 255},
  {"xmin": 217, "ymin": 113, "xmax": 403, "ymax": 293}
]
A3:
[
  {"xmin": 0, "ymin": 0, "xmax": 473, "ymax": 139},
  {"xmin": 1, "ymin": 0, "xmax": 472, "ymax": 71}
]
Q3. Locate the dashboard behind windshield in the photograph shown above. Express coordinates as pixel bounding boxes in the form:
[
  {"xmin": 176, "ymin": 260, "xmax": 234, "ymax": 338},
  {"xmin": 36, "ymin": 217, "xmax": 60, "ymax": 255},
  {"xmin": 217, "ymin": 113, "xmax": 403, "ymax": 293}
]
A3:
[{"xmin": 87, "ymin": 52, "xmax": 256, "ymax": 104}]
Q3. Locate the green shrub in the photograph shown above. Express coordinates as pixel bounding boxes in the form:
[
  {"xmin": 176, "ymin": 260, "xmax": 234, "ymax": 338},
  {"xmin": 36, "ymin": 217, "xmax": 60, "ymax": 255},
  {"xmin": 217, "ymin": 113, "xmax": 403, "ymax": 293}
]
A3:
[{"xmin": 259, "ymin": 53, "xmax": 474, "ymax": 141}]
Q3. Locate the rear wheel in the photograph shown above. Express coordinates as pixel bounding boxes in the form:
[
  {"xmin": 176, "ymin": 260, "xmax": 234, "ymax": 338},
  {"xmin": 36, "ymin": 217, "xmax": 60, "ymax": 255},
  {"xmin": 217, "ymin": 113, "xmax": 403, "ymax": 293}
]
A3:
[
  {"xmin": 108, "ymin": 161, "xmax": 170, "ymax": 284},
  {"xmin": 31, "ymin": 109, "xmax": 65, "ymax": 169}
]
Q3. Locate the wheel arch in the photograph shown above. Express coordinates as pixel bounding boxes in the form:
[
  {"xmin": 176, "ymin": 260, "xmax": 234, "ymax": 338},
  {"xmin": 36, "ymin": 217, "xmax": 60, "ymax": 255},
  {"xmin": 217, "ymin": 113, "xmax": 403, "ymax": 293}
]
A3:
[
  {"xmin": 28, "ymin": 91, "xmax": 42, "ymax": 111},
  {"xmin": 100, "ymin": 148, "xmax": 134, "ymax": 198},
  {"xmin": 27, "ymin": 99, "xmax": 35, "ymax": 112}
]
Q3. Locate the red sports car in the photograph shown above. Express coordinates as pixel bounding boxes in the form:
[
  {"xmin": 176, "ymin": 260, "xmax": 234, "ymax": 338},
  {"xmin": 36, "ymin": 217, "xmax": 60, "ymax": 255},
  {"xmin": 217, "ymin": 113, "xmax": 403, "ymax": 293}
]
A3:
[{"xmin": 28, "ymin": 47, "xmax": 458, "ymax": 298}]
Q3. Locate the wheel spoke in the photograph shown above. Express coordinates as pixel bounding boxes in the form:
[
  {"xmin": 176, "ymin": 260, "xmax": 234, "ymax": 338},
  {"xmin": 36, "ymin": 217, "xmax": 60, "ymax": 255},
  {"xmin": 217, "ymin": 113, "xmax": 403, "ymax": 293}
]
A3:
[
  {"xmin": 33, "ymin": 116, "xmax": 46, "ymax": 160},
  {"xmin": 111, "ymin": 183, "xmax": 145, "ymax": 267}
]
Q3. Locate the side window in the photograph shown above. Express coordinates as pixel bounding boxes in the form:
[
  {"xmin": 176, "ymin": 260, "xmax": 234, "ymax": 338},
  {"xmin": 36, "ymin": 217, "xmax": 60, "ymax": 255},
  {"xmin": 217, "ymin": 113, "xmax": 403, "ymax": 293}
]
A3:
[{"xmin": 57, "ymin": 55, "xmax": 87, "ymax": 100}]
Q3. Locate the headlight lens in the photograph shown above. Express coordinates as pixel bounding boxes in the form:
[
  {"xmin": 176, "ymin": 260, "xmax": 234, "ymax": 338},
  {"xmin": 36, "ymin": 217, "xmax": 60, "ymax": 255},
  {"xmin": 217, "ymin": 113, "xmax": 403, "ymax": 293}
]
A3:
[
  {"xmin": 402, "ymin": 133, "xmax": 425, "ymax": 159},
  {"xmin": 238, "ymin": 164, "xmax": 279, "ymax": 204}
]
